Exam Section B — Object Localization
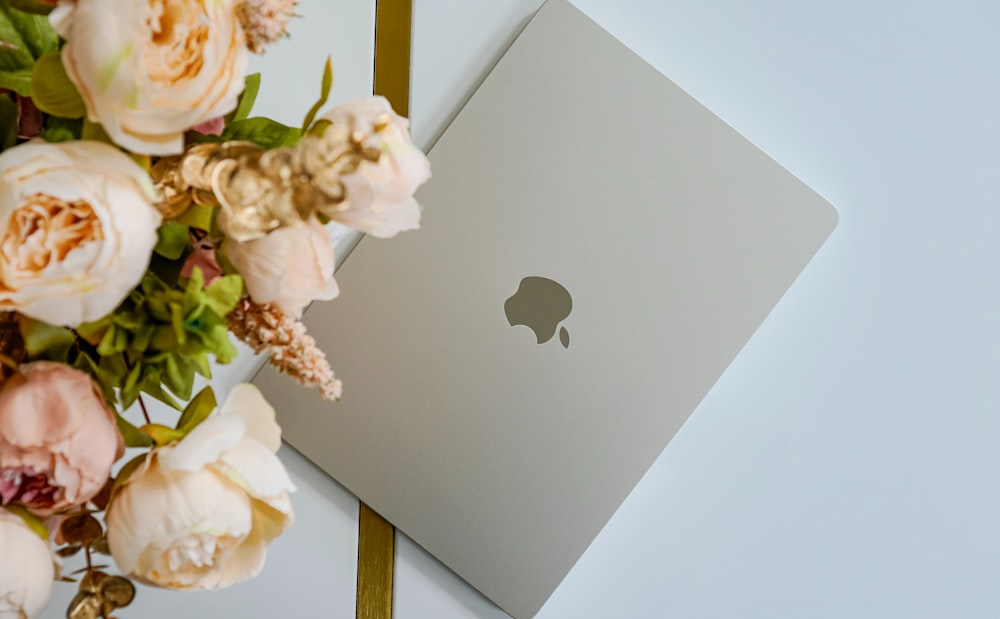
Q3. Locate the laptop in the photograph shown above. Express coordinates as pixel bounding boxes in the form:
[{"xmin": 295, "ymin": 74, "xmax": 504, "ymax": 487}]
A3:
[{"xmin": 252, "ymin": 1, "xmax": 838, "ymax": 616}]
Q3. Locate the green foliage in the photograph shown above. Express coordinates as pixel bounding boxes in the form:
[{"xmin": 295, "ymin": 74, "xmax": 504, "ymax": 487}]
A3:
[
  {"xmin": 0, "ymin": 0, "xmax": 58, "ymax": 96},
  {"xmin": 3, "ymin": 505, "xmax": 48, "ymax": 540},
  {"xmin": 222, "ymin": 116, "xmax": 301, "ymax": 149},
  {"xmin": 227, "ymin": 72, "xmax": 260, "ymax": 124},
  {"xmin": 175, "ymin": 204, "xmax": 216, "ymax": 233},
  {"xmin": 41, "ymin": 116, "xmax": 82, "ymax": 142},
  {"xmin": 81, "ymin": 118, "xmax": 112, "ymax": 143},
  {"xmin": 17, "ymin": 315, "xmax": 74, "ymax": 359},
  {"xmin": 20, "ymin": 265, "xmax": 244, "ymax": 412},
  {"xmin": 301, "ymin": 56, "xmax": 333, "ymax": 132},
  {"xmin": 7, "ymin": 0, "xmax": 53, "ymax": 15},
  {"xmin": 154, "ymin": 221, "xmax": 191, "ymax": 260},
  {"xmin": 0, "ymin": 95, "xmax": 15, "ymax": 150},
  {"xmin": 30, "ymin": 52, "xmax": 85, "ymax": 118},
  {"xmin": 175, "ymin": 386, "xmax": 217, "ymax": 434},
  {"xmin": 114, "ymin": 412, "xmax": 153, "ymax": 448}
]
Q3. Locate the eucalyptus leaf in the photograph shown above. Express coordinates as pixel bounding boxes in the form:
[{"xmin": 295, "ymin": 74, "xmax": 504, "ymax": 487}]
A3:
[{"xmin": 30, "ymin": 52, "xmax": 86, "ymax": 118}]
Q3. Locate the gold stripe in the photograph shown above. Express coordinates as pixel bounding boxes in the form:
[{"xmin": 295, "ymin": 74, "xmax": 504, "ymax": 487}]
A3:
[
  {"xmin": 357, "ymin": 504, "xmax": 396, "ymax": 619},
  {"xmin": 373, "ymin": 0, "xmax": 413, "ymax": 117},
  {"xmin": 358, "ymin": 2, "xmax": 411, "ymax": 618}
]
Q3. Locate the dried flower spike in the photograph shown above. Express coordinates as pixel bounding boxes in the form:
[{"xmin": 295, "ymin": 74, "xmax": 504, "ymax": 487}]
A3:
[
  {"xmin": 228, "ymin": 299, "xmax": 342, "ymax": 400},
  {"xmin": 236, "ymin": 0, "xmax": 299, "ymax": 53}
]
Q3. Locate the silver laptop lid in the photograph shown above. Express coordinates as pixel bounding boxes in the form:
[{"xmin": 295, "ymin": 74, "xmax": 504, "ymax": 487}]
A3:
[{"xmin": 253, "ymin": 1, "xmax": 837, "ymax": 616}]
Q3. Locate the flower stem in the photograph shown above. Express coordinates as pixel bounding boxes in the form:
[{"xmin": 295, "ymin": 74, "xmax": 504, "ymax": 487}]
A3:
[{"xmin": 138, "ymin": 395, "xmax": 151, "ymax": 425}]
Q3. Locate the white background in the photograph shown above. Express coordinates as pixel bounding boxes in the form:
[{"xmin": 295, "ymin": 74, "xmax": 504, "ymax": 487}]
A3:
[{"xmin": 45, "ymin": 0, "xmax": 1000, "ymax": 617}]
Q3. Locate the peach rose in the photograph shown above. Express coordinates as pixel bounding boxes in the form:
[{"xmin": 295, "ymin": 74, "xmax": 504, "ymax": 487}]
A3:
[
  {"xmin": 316, "ymin": 96, "xmax": 430, "ymax": 237},
  {"xmin": 0, "ymin": 140, "xmax": 161, "ymax": 327},
  {"xmin": 106, "ymin": 384, "xmax": 294, "ymax": 590},
  {"xmin": 0, "ymin": 509, "xmax": 54, "ymax": 618},
  {"xmin": 0, "ymin": 363, "xmax": 124, "ymax": 517},
  {"xmin": 51, "ymin": 0, "xmax": 248, "ymax": 155},
  {"xmin": 222, "ymin": 219, "xmax": 338, "ymax": 318}
]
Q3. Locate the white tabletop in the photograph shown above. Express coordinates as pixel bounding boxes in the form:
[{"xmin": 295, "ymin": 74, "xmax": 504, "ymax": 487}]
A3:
[{"xmin": 44, "ymin": 0, "xmax": 1000, "ymax": 617}]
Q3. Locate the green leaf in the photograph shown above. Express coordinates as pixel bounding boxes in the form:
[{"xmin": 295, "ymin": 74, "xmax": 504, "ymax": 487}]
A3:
[
  {"xmin": 162, "ymin": 353, "xmax": 194, "ymax": 400},
  {"xmin": 109, "ymin": 454, "xmax": 147, "ymax": 502},
  {"xmin": 7, "ymin": 0, "xmax": 54, "ymax": 15},
  {"xmin": 139, "ymin": 423, "xmax": 185, "ymax": 446},
  {"xmin": 0, "ymin": 95, "xmax": 15, "ymax": 150},
  {"xmin": 222, "ymin": 116, "xmax": 301, "ymax": 150},
  {"xmin": 154, "ymin": 221, "xmax": 191, "ymax": 260},
  {"xmin": 3, "ymin": 505, "xmax": 49, "ymax": 540},
  {"xmin": 307, "ymin": 118, "xmax": 332, "ymax": 138},
  {"xmin": 41, "ymin": 116, "xmax": 82, "ymax": 143},
  {"xmin": 301, "ymin": 56, "xmax": 333, "ymax": 131},
  {"xmin": 226, "ymin": 72, "xmax": 260, "ymax": 123},
  {"xmin": 0, "ymin": 68, "xmax": 31, "ymax": 96},
  {"xmin": 81, "ymin": 118, "xmax": 112, "ymax": 143},
  {"xmin": 203, "ymin": 274, "xmax": 242, "ymax": 316},
  {"xmin": 114, "ymin": 411, "xmax": 153, "ymax": 448},
  {"xmin": 17, "ymin": 315, "xmax": 74, "ymax": 359},
  {"xmin": 176, "ymin": 203, "xmax": 215, "ymax": 232},
  {"xmin": 0, "ymin": 0, "xmax": 57, "ymax": 96},
  {"xmin": 30, "ymin": 52, "xmax": 86, "ymax": 118},
  {"xmin": 176, "ymin": 385, "xmax": 217, "ymax": 434}
]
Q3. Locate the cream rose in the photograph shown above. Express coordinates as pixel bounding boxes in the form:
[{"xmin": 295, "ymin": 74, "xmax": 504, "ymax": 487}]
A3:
[
  {"xmin": 0, "ymin": 509, "xmax": 54, "ymax": 618},
  {"xmin": 106, "ymin": 384, "xmax": 294, "ymax": 590},
  {"xmin": 51, "ymin": 0, "xmax": 248, "ymax": 155},
  {"xmin": 0, "ymin": 140, "xmax": 161, "ymax": 326},
  {"xmin": 222, "ymin": 219, "xmax": 339, "ymax": 318},
  {"xmin": 318, "ymin": 96, "xmax": 431, "ymax": 238}
]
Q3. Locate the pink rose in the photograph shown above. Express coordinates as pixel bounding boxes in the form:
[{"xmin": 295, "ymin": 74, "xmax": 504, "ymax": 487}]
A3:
[
  {"xmin": 0, "ymin": 362, "xmax": 124, "ymax": 516},
  {"xmin": 222, "ymin": 219, "xmax": 339, "ymax": 318}
]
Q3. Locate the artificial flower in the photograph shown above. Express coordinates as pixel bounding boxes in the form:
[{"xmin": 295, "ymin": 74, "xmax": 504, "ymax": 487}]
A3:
[
  {"xmin": 0, "ymin": 362, "xmax": 124, "ymax": 516},
  {"xmin": 222, "ymin": 219, "xmax": 338, "ymax": 318},
  {"xmin": 106, "ymin": 384, "xmax": 295, "ymax": 590},
  {"xmin": 0, "ymin": 140, "xmax": 161, "ymax": 327},
  {"xmin": 315, "ymin": 96, "xmax": 430, "ymax": 237},
  {"xmin": 51, "ymin": 0, "xmax": 248, "ymax": 155},
  {"xmin": 236, "ymin": 0, "xmax": 298, "ymax": 54},
  {"xmin": 0, "ymin": 509, "xmax": 54, "ymax": 618}
]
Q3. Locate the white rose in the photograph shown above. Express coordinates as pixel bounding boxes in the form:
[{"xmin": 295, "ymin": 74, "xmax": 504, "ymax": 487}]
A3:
[
  {"xmin": 106, "ymin": 385, "xmax": 295, "ymax": 590},
  {"xmin": 51, "ymin": 0, "xmax": 248, "ymax": 155},
  {"xmin": 0, "ymin": 509, "xmax": 54, "ymax": 619},
  {"xmin": 0, "ymin": 141, "xmax": 161, "ymax": 327},
  {"xmin": 222, "ymin": 219, "xmax": 339, "ymax": 318},
  {"xmin": 319, "ymin": 96, "xmax": 431, "ymax": 238}
]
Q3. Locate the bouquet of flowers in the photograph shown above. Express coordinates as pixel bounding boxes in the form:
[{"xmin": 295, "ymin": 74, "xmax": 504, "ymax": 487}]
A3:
[{"xmin": 0, "ymin": 0, "xmax": 429, "ymax": 616}]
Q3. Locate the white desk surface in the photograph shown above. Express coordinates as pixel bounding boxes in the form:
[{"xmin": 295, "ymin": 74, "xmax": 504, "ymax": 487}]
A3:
[{"xmin": 45, "ymin": 0, "xmax": 1000, "ymax": 617}]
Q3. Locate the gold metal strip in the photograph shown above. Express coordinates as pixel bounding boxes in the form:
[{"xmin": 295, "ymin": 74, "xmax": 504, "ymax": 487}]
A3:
[
  {"xmin": 358, "ymin": 1, "xmax": 411, "ymax": 618},
  {"xmin": 357, "ymin": 503, "xmax": 396, "ymax": 619},
  {"xmin": 373, "ymin": 0, "xmax": 413, "ymax": 117}
]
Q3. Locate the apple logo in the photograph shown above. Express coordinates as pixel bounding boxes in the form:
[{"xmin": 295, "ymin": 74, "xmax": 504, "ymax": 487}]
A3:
[{"xmin": 504, "ymin": 276, "xmax": 572, "ymax": 348}]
